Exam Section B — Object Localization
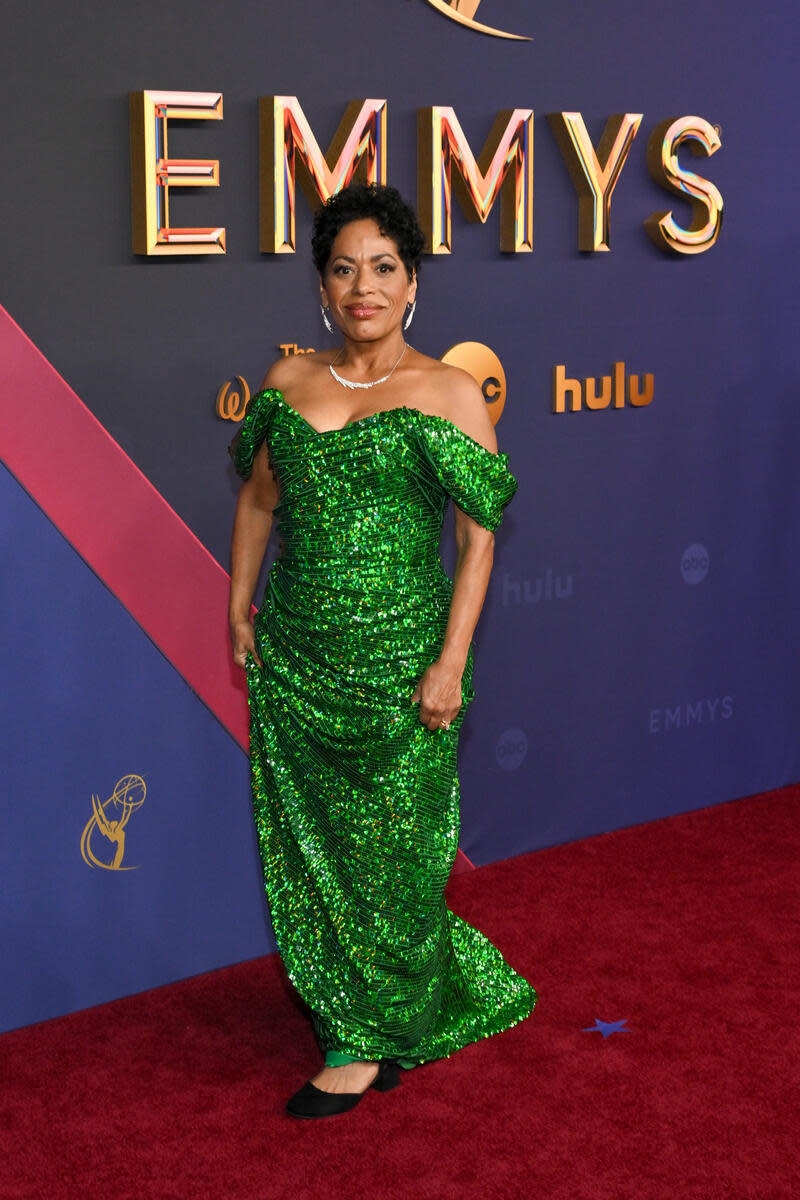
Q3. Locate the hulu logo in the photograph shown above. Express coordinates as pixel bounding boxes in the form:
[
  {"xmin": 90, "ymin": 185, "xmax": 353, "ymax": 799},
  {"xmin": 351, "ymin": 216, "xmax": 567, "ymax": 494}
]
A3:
[
  {"xmin": 552, "ymin": 363, "xmax": 653, "ymax": 413},
  {"xmin": 501, "ymin": 570, "xmax": 574, "ymax": 606}
]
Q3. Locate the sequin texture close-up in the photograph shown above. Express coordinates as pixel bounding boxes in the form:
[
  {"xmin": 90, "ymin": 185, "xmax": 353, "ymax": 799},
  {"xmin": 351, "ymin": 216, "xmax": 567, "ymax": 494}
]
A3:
[{"xmin": 230, "ymin": 388, "xmax": 538, "ymax": 1065}]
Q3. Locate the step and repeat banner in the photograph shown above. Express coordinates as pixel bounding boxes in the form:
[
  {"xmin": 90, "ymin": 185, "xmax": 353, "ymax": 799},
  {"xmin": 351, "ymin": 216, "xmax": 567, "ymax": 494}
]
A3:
[{"xmin": 1, "ymin": 0, "xmax": 797, "ymax": 1031}]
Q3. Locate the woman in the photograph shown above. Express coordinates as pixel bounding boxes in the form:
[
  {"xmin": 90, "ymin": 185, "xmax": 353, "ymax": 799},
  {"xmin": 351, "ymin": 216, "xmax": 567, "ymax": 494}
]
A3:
[{"xmin": 228, "ymin": 183, "xmax": 537, "ymax": 1119}]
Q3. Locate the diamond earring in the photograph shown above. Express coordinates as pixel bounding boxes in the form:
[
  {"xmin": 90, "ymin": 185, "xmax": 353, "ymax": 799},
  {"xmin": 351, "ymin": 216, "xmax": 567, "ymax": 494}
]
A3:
[
  {"xmin": 320, "ymin": 304, "xmax": 333, "ymax": 333},
  {"xmin": 403, "ymin": 300, "xmax": 416, "ymax": 331}
]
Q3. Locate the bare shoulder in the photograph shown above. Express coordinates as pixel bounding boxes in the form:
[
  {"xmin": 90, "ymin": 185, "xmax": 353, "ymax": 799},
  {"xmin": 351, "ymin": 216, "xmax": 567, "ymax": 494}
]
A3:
[
  {"xmin": 419, "ymin": 358, "xmax": 498, "ymax": 453},
  {"xmin": 260, "ymin": 352, "xmax": 325, "ymax": 392}
]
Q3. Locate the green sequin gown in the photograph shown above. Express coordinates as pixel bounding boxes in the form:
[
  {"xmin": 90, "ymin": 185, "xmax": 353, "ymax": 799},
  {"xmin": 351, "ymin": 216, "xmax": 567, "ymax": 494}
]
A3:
[{"xmin": 231, "ymin": 388, "xmax": 537, "ymax": 1066}]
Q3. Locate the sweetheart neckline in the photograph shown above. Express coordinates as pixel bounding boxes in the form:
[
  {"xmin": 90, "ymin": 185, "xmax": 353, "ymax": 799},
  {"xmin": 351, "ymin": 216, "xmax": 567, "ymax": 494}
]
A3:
[
  {"xmin": 261, "ymin": 388, "xmax": 506, "ymax": 457},
  {"xmin": 271, "ymin": 388, "xmax": 434, "ymax": 436}
]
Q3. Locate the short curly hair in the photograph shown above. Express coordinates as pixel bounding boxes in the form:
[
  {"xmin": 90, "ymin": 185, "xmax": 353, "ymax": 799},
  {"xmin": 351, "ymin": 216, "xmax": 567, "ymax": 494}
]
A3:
[{"xmin": 311, "ymin": 183, "xmax": 425, "ymax": 280}]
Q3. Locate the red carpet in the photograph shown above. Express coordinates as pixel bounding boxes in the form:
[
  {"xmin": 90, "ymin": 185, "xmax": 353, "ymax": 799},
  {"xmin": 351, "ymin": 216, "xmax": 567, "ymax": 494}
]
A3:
[{"xmin": 2, "ymin": 787, "xmax": 798, "ymax": 1199}]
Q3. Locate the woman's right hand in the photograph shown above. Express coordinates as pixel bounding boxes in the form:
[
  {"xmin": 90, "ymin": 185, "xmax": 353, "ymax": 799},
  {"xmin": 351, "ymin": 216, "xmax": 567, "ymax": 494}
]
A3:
[{"xmin": 230, "ymin": 616, "xmax": 263, "ymax": 669}]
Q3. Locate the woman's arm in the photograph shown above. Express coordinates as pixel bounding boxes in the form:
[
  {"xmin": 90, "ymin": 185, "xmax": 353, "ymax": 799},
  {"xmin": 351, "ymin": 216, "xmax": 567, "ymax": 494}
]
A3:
[
  {"xmin": 410, "ymin": 369, "xmax": 500, "ymax": 730},
  {"xmin": 229, "ymin": 440, "xmax": 280, "ymax": 668},
  {"xmin": 440, "ymin": 515, "xmax": 495, "ymax": 671},
  {"xmin": 410, "ymin": 516, "xmax": 494, "ymax": 730}
]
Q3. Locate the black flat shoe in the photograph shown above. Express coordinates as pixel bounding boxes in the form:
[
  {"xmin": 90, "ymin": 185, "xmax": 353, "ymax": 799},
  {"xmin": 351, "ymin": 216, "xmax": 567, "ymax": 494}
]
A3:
[{"xmin": 285, "ymin": 1059, "xmax": 401, "ymax": 1119}]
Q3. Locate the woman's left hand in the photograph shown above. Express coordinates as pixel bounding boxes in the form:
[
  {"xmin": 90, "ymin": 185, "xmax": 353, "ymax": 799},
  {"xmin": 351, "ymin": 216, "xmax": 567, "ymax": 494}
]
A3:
[{"xmin": 410, "ymin": 659, "xmax": 463, "ymax": 731}]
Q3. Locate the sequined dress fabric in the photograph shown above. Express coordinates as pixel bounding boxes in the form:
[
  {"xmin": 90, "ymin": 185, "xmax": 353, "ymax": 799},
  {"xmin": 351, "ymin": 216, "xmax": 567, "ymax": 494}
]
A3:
[{"xmin": 231, "ymin": 388, "xmax": 537, "ymax": 1064}]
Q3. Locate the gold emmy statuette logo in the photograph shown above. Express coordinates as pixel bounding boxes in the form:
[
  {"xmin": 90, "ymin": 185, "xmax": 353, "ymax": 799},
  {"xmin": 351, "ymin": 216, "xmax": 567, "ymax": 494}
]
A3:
[
  {"xmin": 80, "ymin": 775, "xmax": 146, "ymax": 871},
  {"xmin": 423, "ymin": 0, "xmax": 530, "ymax": 41},
  {"xmin": 441, "ymin": 342, "xmax": 507, "ymax": 424}
]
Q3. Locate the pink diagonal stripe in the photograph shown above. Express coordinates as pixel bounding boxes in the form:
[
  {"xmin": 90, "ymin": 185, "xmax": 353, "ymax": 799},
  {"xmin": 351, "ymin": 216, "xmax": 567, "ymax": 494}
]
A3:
[{"xmin": 0, "ymin": 303, "xmax": 250, "ymax": 749}]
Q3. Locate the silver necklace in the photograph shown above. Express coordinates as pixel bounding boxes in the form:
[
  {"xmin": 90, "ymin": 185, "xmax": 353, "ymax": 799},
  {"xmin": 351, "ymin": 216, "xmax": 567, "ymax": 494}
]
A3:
[{"xmin": 329, "ymin": 343, "xmax": 408, "ymax": 390}]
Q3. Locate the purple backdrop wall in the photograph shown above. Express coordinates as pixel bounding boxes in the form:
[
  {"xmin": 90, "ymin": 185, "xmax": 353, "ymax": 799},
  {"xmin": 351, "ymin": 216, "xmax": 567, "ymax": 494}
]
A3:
[{"xmin": 2, "ymin": 0, "xmax": 798, "ymax": 1031}]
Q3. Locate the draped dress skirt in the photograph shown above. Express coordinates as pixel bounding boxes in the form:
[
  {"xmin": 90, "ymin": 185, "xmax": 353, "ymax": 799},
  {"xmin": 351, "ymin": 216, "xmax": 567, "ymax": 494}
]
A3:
[{"xmin": 230, "ymin": 389, "xmax": 537, "ymax": 1066}]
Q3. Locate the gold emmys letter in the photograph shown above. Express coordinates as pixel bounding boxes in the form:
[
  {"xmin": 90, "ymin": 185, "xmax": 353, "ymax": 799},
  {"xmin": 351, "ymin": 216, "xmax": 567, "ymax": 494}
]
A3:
[
  {"xmin": 130, "ymin": 91, "xmax": 225, "ymax": 256},
  {"xmin": 644, "ymin": 117, "xmax": 723, "ymax": 255},
  {"xmin": 547, "ymin": 112, "xmax": 643, "ymax": 252},
  {"xmin": 417, "ymin": 106, "xmax": 533, "ymax": 254},
  {"xmin": 259, "ymin": 97, "xmax": 388, "ymax": 254}
]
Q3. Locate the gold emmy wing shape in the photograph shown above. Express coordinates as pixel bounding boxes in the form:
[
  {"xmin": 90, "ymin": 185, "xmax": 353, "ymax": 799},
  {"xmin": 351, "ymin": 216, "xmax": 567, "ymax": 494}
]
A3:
[{"xmin": 424, "ymin": 0, "xmax": 530, "ymax": 41}]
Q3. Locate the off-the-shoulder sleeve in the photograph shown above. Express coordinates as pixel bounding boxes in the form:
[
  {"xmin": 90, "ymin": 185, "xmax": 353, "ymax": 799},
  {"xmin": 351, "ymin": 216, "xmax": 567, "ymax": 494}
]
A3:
[
  {"xmin": 228, "ymin": 389, "xmax": 280, "ymax": 479},
  {"xmin": 413, "ymin": 413, "xmax": 519, "ymax": 532}
]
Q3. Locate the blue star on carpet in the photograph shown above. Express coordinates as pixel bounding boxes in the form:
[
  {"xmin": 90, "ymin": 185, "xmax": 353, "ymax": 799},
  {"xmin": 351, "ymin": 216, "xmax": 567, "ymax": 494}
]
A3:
[{"xmin": 582, "ymin": 1019, "xmax": 631, "ymax": 1037}]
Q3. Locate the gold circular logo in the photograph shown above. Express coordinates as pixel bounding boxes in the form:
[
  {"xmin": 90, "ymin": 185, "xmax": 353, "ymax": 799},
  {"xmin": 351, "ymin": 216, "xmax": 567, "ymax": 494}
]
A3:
[{"xmin": 440, "ymin": 342, "xmax": 507, "ymax": 424}]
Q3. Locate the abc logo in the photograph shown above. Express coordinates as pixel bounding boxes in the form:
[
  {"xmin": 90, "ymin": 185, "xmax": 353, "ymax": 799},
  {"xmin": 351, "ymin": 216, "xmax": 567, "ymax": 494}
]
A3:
[
  {"xmin": 441, "ymin": 342, "xmax": 507, "ymax": 424},
  {"xmin": 681, "ymin": 543, "xmax": 710, "ymax": 585},
  {"xmin": 495, "ymin": 726, "xmax": 528, "ymax": 772}
]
